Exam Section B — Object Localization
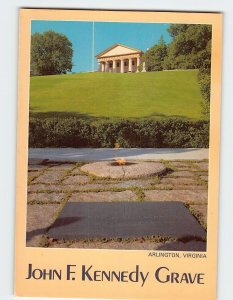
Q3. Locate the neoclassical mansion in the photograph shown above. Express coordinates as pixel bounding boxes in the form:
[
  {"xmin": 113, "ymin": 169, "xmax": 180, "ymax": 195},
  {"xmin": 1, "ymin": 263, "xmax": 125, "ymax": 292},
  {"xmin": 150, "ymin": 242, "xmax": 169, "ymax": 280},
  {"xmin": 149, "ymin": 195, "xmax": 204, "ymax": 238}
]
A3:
[{"xmin": 96, "ymin": 44, "xmax": 144, "ymax": 73}]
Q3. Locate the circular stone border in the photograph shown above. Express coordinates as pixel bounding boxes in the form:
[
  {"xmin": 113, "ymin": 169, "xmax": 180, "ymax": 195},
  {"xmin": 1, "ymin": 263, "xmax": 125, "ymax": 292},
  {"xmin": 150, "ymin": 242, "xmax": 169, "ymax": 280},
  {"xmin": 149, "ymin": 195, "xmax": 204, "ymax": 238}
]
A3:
[{"xmin": 80, "ymin": 161, "xmax": 167, "ymax": 179}]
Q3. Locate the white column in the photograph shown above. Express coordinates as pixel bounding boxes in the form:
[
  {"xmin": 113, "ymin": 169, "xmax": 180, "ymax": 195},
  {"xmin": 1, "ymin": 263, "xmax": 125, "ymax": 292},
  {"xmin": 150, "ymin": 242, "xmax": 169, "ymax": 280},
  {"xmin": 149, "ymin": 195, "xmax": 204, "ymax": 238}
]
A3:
[
  {"xmin": 120, "ymin": 59, "xmax": 124, "ymax": 73},
  {"xmin": 128, "ymin": 58, "xmax": 132, "ymax": 72},
  {"xmin": 101, "ymin": 62, "xmax": 105, "ymax": 72},
  {"xmin": 113, "ymin": 60, "xmax": 116, "ymax": 72},
  {"xmin": 136, "ymin": 57, "xmax": 140, "ymax": 72},
  {"xmin": 105, "ymin": 61, "xmax": 109, "ymax": 72}
]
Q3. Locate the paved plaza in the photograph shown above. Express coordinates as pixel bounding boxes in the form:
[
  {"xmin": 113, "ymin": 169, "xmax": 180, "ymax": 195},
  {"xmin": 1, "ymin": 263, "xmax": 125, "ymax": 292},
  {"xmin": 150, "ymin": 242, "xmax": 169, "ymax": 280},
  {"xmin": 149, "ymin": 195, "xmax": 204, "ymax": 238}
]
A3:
[{"xmin": 26, "ymin": 159, "xmax": 208, "ymax": 251}]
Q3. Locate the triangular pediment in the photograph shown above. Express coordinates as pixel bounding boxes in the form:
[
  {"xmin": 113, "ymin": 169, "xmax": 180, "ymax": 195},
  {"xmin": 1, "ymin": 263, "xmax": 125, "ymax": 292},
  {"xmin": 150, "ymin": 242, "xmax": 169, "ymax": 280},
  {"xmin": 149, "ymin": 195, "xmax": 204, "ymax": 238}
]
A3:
[{"xmin": 96, "ymin": 44, "xmax": 142, "ymax": 58}]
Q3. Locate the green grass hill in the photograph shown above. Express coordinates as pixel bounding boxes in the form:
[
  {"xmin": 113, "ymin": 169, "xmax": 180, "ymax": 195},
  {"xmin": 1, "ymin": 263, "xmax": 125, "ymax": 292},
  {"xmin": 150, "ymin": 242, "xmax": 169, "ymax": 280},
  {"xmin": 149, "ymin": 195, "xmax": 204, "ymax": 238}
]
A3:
[{"xmin": 30, "ymin": 70, "xmax": 204, "ymax": 120}]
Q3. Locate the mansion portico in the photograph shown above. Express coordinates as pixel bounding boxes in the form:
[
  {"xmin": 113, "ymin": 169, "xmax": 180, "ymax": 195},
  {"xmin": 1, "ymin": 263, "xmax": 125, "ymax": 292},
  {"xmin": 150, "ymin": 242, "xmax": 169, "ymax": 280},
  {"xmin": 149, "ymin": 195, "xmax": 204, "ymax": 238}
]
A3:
[{"xmin": 96, "ymin": 44, "xmax": 144, "ymax": 73}]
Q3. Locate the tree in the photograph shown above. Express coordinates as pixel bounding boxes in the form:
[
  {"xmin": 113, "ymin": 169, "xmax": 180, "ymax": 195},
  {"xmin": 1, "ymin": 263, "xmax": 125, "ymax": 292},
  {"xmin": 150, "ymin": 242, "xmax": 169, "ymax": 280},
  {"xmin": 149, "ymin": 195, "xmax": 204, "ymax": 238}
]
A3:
[
  {"xmin": 141, "ymin": 25, "xmax": 212, "ymax": 115},
  {"xmin": 164, "ymin": 24, "xmax": 212, "ymax": 71},
  {"xmin": 30, "ymin": 31, "xmax": 73, "ymax": 76},
  {"xmin": 142, "ymin": 36, "xmax": 168, "ymax": 71},
  {"xmin": 164, "ymin": 24, "xmax": 212, "ymax": 115}
]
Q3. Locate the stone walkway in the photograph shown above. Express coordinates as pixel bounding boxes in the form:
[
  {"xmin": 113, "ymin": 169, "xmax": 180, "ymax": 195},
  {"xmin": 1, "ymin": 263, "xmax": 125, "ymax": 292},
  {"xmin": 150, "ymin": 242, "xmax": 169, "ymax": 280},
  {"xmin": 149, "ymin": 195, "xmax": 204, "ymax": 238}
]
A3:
[{"xmin": 26, "ymin": 159, "xmax": 208, "ymax": 251}]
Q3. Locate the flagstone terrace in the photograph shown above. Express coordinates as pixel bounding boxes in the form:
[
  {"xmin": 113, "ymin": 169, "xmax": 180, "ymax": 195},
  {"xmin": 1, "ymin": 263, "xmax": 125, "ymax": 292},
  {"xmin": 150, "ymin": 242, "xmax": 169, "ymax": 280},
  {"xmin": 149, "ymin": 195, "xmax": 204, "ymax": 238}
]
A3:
[{"xmin": 26, "ymin": 159, "xmax": 208, "ymax": 251}]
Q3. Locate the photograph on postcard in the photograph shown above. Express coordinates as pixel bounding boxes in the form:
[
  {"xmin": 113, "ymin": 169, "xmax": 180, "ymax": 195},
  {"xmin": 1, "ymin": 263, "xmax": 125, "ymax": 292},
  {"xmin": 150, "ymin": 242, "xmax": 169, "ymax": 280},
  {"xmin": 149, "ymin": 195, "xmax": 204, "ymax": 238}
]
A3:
[{"xmin": 26, "ymin": 19, "xmax": 211, "ymax": 252}]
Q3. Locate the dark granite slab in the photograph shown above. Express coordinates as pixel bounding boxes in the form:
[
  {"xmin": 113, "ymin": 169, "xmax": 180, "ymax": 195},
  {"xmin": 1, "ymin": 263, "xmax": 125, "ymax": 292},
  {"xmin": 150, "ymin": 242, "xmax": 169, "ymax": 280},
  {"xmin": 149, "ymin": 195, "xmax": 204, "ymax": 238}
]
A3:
[{"xmin": 48, "ymin": 202, "xmax": 206, "ymax": 240}]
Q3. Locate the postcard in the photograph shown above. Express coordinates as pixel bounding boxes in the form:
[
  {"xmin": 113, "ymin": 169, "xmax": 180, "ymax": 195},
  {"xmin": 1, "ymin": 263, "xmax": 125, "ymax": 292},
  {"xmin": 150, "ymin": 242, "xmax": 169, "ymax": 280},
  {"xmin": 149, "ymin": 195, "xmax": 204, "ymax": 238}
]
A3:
[{"xmin": 15, "ymin": 9, "xmax": 222, "ymax": 299}]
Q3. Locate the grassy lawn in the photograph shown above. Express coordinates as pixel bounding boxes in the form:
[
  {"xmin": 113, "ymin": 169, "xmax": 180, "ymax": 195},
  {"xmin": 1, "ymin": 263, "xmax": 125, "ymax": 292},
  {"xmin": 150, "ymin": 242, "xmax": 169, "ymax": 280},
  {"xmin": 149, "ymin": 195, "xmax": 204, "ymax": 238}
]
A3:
[{"xmin": 30, "ymin": 70, "xmax": 204, "ymax": 120}]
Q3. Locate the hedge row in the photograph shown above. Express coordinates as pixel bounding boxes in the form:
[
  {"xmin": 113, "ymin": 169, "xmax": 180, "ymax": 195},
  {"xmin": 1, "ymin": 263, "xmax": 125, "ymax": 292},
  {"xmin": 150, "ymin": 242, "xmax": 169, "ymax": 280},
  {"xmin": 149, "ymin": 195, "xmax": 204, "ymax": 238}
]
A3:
[{"xmin": 29, "ymin": 117, "xmax": 209, "ymax": 148}]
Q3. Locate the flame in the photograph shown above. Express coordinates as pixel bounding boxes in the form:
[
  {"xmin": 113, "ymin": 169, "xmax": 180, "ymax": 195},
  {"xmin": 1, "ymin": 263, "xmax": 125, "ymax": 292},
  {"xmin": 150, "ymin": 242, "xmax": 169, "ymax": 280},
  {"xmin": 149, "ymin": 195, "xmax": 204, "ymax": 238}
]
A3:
[{"xmin": 116, "ymin": 158, "xmax": 126, "ymax": 166}]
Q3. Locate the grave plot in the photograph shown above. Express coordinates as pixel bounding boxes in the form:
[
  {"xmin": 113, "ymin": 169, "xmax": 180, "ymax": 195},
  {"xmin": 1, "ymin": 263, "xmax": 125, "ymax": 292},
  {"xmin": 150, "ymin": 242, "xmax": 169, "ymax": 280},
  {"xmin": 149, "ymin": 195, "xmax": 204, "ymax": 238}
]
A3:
[
  {"xmin": 26, "ymin": 159, "xmax": 208, "ymax": 250},
  {"xmin": 48, "ymin": 201, "xmax": 206, "ymax": 241}
]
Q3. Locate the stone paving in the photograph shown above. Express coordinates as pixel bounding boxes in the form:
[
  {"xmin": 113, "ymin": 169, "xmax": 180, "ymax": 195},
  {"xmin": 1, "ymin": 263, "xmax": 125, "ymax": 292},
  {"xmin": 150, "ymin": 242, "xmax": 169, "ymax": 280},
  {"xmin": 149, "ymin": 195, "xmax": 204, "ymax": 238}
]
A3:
[
  {"xmin": 80, "ymin": 161, "xmax": 167, "ymax": 179},
  {"xmin": 26, "ymin": 159, "xmax": 208, "ymax": 250}
]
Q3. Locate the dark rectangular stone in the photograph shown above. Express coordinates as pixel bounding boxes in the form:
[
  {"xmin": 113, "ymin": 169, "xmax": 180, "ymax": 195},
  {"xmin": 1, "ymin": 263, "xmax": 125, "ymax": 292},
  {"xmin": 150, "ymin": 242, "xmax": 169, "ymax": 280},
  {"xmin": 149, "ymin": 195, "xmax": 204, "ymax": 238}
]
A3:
[{"xmin": 48, "ymin": 202, "xmax": 206, "ymax": 240}]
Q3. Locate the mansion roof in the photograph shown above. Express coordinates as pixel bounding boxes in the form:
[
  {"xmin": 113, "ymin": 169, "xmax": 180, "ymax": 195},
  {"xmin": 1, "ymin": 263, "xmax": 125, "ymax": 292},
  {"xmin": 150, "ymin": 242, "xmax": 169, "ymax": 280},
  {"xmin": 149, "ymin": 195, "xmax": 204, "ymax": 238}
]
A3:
[{"xmin": 96, "ymin": 44, "xmax": 143, "ymax": 59}]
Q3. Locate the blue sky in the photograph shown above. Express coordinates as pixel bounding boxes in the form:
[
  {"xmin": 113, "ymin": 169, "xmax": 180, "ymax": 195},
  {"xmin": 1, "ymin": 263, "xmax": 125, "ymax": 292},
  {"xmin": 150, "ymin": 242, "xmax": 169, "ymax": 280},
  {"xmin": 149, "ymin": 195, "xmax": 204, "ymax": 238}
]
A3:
[{"xmin": 31, "ymin": 21, "xmax": 172, "ymax": 73}]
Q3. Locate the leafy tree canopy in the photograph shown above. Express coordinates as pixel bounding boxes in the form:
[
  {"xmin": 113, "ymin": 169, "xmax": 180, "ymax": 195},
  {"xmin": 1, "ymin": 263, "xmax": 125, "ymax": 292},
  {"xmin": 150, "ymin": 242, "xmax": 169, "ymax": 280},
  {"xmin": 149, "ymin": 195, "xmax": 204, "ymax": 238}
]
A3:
[
  {"xmin": 142, "ymin": 36, "xmax": 168, "ymax": 72},
  {"xmin": 164, "ymin": 24, "xmax": 212, "ymax": 70},
  {"xmin": 142, "ymin": 24, "xmax": 212, "ymax": 115},
  {"xmin": 31, "ymin": 30, "xmax": 73, "ymax": 76},
  {"xmin": 166, "ymin": 25, "xmax": 212, "ymax": 115}
]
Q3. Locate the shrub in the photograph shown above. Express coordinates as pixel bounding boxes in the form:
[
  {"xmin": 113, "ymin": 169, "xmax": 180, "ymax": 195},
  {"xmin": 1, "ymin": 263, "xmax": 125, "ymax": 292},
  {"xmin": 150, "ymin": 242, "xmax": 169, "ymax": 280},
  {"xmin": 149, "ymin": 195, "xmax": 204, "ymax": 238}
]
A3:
[{"xmin": 29, "ymin": 116, "xmax": 209, "ymax": 148}]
